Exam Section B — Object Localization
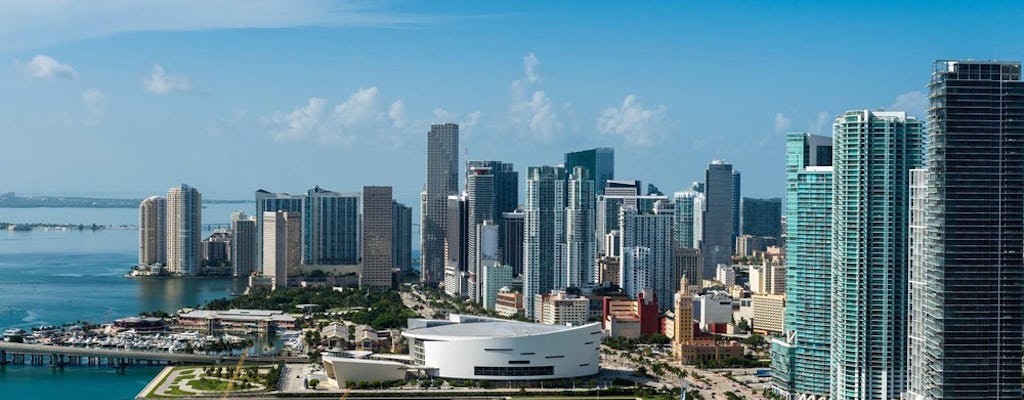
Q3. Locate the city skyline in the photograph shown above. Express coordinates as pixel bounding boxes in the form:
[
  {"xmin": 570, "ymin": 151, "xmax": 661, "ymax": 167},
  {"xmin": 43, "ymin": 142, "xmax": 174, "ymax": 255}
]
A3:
[{"xmin": 7, "ymin": 1, "xmax": 1023, "ymax": 209}]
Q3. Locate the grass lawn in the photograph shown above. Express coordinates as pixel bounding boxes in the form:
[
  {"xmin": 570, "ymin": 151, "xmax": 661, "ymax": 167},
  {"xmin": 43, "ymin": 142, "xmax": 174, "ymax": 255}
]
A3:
[{"xmin": 188, "ymin": 377, "xmax": 237, "ymax": 391}]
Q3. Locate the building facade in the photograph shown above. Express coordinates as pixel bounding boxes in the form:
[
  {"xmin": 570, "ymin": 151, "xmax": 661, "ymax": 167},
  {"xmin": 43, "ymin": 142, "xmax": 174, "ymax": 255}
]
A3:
[
  {"xmin": 361, "ymin": 186, "xmax": 393, "ymax": 289},
  {"xmin": 422, "ymin": 123, "xmax": 460, "ymax": 285},
  {"xmin": 254, "ymin": 190, "xmax": 304, "ymax": 271},
  {"xmin": 741, "ymin": 197, "xmax": 782, "ymax": 238},
  {"xmin": 501, "ymin": 210, "xmax": 524, "ymax": 277},
  {"xmin": 564, "ymin": 147, "xmax": 614, "ymax": 195},
  {"xmin": 230, "ymin": 211, "xmax": 258, "ymax": 276},
  {"xmin": 619, "ymin": 200, "xmax": 675, "ymax": 310},
  {"xmin": 771, "ymin": 132, "xmax": 832, "ymax": 400},
  {"xmin": 701, "ymin": 161, "xmax": 734, "ymax": 277},
  {"xmin": 523, "ymin": 166, "xmax": 566, "ymax": 318},
  {"xmin": 262, "ymin": 210, "xmax": 300, "ymax": 289},
  {"xmin": 166, "ymin": 184, "xmax": 201, "ymax": 276},
  {"xmin": 138, "ymin": 196, "xmax": 166, "ymax": 267},
  {"xmin": 565, "ymin": 166, "xmax": 595, "ymax": 287},
  {"xmin": 391, "ymin": 201, "xmax": 412, "ymax": 274},
  {"xmin": 907, "ymin": 60, "xmax": 1024, "ymax": 400},
  {"xmin": 302, "ymin": 186, "xmax": 360, "ymax": 266}
]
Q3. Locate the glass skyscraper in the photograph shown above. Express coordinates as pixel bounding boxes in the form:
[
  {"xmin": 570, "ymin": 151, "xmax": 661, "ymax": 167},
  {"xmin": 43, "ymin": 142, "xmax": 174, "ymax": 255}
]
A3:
[
  {"xmin": 565, "ymin": 148, "xmax": 614, "ymax": 195},
  {"xmin": 302, "ymin": 186, "xmax": 360, "ymax": 266},
  {"xmin": 701, "ymin": 160, "xmax": 734, "ymax": 277},
  {"xmin": 830, "ymin": 110, "xmax": 921, "ymax": 400},
  {"xmin": 422, "ymin": 123, "xmax": 460, "ymax": 285},
  {"xmin": 908, "ymin": 60, "xmax": 1024, "ymax": 400},
  {"xmin": 771, "ymin": 132, "xmax": 832, "ymax": 400}
]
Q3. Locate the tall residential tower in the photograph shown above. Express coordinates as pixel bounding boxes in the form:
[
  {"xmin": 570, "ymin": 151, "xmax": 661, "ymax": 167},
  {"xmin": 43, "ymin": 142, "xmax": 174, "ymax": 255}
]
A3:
[
  {"xmin": 422, "ymin": 123, "xmax": 460, "ymax": 285},
  {"xmin": 166, "ymin": 184, "xmax": 201, "ymax": 276}
]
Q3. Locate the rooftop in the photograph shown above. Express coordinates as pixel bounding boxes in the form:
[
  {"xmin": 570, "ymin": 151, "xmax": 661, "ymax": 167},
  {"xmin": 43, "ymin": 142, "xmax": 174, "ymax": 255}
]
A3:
[{"xmin": 403, "ymin": 315, "xmax": 593, "ymax": 341}]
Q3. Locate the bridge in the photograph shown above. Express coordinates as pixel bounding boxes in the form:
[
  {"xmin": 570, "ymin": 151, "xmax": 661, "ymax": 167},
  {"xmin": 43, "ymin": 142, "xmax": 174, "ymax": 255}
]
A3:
[{"xmin": 0, "ymin": 342, "xmax": 303, "ymax": 367}]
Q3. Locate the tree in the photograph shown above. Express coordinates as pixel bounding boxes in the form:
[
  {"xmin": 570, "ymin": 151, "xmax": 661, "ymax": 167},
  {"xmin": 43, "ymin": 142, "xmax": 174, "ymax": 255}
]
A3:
[
  {"xmin": 744, "ymin": 334, "xmax": 766, "ymax": 350},
  {"xmin": 736, "ymin": 318, "xmax": 750, "ymax": 333},
  {"xmin": 308, "ymin": 378, "xmax": 320, "ymax": 389}
]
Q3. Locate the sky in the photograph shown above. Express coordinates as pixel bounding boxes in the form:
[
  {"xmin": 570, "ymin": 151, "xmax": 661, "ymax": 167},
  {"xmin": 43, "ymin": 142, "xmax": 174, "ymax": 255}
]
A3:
[{"xmin": 2, "ymin": 0, "xmax": 1024, "ymax": 211}]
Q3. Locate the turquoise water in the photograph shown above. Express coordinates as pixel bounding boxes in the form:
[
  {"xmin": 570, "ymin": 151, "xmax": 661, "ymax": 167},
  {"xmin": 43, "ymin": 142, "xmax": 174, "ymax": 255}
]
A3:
[{"xmin": 0, "ymin": 204, "xmax": 250, "ymax": 399}]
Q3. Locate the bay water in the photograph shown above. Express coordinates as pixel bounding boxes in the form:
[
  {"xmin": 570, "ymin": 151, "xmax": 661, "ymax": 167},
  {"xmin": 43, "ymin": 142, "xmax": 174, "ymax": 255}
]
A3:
[{"xmin": 0, "ymin": 203, "xmax": 252, "ymax": 399}]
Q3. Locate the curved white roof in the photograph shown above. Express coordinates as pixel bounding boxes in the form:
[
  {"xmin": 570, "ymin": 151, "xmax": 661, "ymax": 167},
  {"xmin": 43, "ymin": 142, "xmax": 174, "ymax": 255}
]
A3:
[{"xmin": 403, "ymin": 320, "xmax": 597, "ymax": 341}]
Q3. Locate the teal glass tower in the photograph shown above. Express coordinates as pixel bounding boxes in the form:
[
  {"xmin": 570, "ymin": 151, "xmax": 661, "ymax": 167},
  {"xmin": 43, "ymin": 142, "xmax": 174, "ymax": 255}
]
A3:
[
  {"xmin": 771, "ymin": 132, "xmax": 832, "ymax": 400},
  {"xmin": 830, "ymin": 110, "xmax": 921, "ymax": 400}
]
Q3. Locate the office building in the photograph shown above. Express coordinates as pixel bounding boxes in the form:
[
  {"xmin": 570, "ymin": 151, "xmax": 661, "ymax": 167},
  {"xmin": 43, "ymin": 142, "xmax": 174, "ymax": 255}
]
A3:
[
  {"xmin": 422, "ymin": 123, "xmax": 460, "ymax": 285},
  {"xmin": 907, "ymin": 61, "xmax": 1024, "ymax": 400},
  {"xmin": 565, "ymin": 147, "xmax": 614, "ymax": 195},
  {"xmin": 673, "ymin": 245, "xmax": 702, "ymax": 292},
  {"xmin": 501, "ymin": 210, "xmax": 524, "ymax": 277},
  {"xmin": 565, "ymin": 167, "xmax": 595, "ymax": 287},
  {"xmin": 701, "ymin": 160, "xmax": 734, "ymax": 277},
  {"xmin": 391, "ymin": 201, "xmax": 412, "ymax": 274},
  {"xmin": 523, "ymin": 166, "xmax": 566, "ymax": 318},
  {"xmin": 715, "ymin": 264, "xmax": 735, "ymax": 287},
  {"xmin": 465, "ymin": 165, "xmax": 495, "ymax": 300},
  {"xmin": 302, "ymin": 186, "xmax": 360, "ymax": 266},
  {"xmin": 752, "ymin": 294, "xmax": 786, "ymax": 335},
  {"xmin": 361, "ymin": 186, "xmax": 393, "ymax": 289},
  {"xmin": 166, "ymin": 184, "xmax": 201, "ymax": 276},
  {"xmin": 138, "ymin": 196, "xmax": 166, "ymax": 267},
  {"xmin": 770, "ymin": 132, "xmax": 832, "ymax": 399},
  {"xmin": 692, "ymin": 193, "xmax": 705, "ymax": 249},
  {"xmin": 263, "ymin": 210, "xmax": 300, "ymax": 289},
  {"xmin": 230, "ymin": 211, "xmax": 258, "ymax": 276},
  {"xmin": 672, "ymin": 191, "xmax": 699, "ymax": 250},
  {"xmin": 732, "ymin": 170, "xmax": 741, "ymax": 240},
  {"xmin": 495, "ymin": 288, "xmax": 524, "ymax": 317},
  {"xmin": 750, "ymin": 263, "xmax": 786, "ymax": 295},
  {"xmin": 619, "ymin": 200, "xmax": 675, "ymax": 310},
  {"xmin": 466, "ymin": 160, "xmax": 518, "ymax": 260},
  {"xmin": 534, "ymin": 290, "xmax": 589, "ymax": 326},
  {"xmin": 255, "ymin": 189, "xmax": 304, "ymax": 270},
  {"xmin": 470, "ymin": 221, "xmax": 500, "ymax": 300},
  {"xmin": 697, "ymin": 291, "xmax": 733, "ymax": 330},
  {"xmin": 740, "ymin": 197, "xmax": 782, "ymax": 238},
  {"xmin": 830, "ymin": 110, "xmax": 921, "ymax": 400}
]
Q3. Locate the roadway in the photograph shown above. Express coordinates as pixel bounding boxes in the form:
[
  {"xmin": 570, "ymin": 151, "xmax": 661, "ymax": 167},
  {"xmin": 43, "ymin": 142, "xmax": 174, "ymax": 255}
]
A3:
[{"xmin": 0, "ymin": 342, "xmax": 303, "ymax": 364}]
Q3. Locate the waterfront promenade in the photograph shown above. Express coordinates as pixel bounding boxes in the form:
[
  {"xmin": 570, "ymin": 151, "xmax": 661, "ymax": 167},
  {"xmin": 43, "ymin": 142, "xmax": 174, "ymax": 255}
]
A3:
[{"xmin": 0, "ymin": 342, "xmax": 302, "ymax": 366}]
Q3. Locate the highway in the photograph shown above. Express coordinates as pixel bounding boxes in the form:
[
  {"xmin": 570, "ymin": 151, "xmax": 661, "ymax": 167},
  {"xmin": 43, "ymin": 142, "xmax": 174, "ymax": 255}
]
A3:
[{"xmin": 0, "ymin": 342, "xmax": 302, "ymax": 364}]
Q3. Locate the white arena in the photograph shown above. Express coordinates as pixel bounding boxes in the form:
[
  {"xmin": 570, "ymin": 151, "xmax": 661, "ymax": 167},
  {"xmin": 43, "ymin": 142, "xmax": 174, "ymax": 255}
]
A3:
[{"xmin": 402, "ymin": 314, "xmax": 600, "ymax": 380}]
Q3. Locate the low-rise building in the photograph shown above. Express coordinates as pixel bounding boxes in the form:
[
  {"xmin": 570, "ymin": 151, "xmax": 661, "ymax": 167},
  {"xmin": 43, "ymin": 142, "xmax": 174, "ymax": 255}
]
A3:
[
  {"xmin": 534, "ymin": 290, "xmax": 589, "ymax": 326},
  {"xmin": 697, "ymin": 291, "xmax": 733, "ymax": 331},
  {"xmin": 177, "ymin": 309, "xmax": 297, "ymax": 333},
  {"xmin": 601, "ymin": 288, "xmax": 659, "ymax": 338},
  {"xmin": 495, "ymin": 288, "xmax": 524, "ymax": 317}
]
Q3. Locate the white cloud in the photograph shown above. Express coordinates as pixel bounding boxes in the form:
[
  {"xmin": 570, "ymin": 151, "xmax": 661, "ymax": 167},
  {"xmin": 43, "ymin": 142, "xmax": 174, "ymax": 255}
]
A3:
[
  {"xmin": 388, "ymin": 100, "xmax": 405, "ymax": 128},
  {"xmin": 597, "ymin": 94, "xmax": 670, "ymax": 146},
  {"xmin": 20, "ymin": 54, "xmax": 76, "ymax": 79},
  {"xmin": 774, "ymin": 113, "xmax": 791, "ymax": 134},
  {"xmin": 890, "ymin": 90, "xmax": 928, "ymax": 117},
  {"xmin": 811, "ymin": 111, "xmax": 831, "ymax": 135},
  {"xmin": 268, "ymin": 97, "xmax": 326, "ymax": 141},
  {"xmin": 433, "ymin": 107, "xmax": 453, "ymax": 122},
  {"xmin": 81, "ymin": 89, "xmax": 106, "ymax": 125},
  {"xmin": 0, "ymin": 1, "xmax": 447, "ymax": 52},
  {"xmin": 461, "ymin": 111, "xmax": 482, "ymax": 129},
  {"xmin": 266, "ymin": 87, "xmax": 408, "ymax": 145},
  {"xmin": 508, "ymin": 53, "xmax": 564, "ymax": 140},
  {"xmin": 143, "ymin": 64, "xmax": 192, "ymax": 94}
]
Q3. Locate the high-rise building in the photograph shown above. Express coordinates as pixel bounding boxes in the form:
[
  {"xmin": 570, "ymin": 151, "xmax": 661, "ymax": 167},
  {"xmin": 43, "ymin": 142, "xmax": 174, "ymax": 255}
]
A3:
[
  {"xmin": 422, "ymin": 123, "xmax": 460, "ymax": 285},
  {"xmin": 166, "ymin": 184, "xmax": 201, "ymax": 276},
  {"xmin": 908, "ymin": 60, "xmax": 1024, "ymax": 400},
  {"xmin": 731, "ymin": 170, "xmax": 741, "ymax": 241},
  {"xmin": 481, "ymin": 262, "xmax": 513, "ymax": 311},
  {"xmin": 255, "ymin": 189, "xmax": 304, "ymax": 270},
  {"xmin": 361, "ymin": 186, "xmax": 393, "ymax": 289},
  {"xmin": 672, "ymin": 278, "xmax": 695, "ymax": 361},
  {"xmin": 443, "ymin": 194, "xmax": 469, "ymax": 297},
  {"xmin": 596, "ymin": 193, "xmax": 666, "ymax": 254},
  {"xmin": 619, "ymin": 200, "xmax": 675, "ymax": 310},
  {"xmin": 466, "ymin": 165, "xmax": 495, "ymax": 301},
  {"xmin": 907, "ymin": 168, "xmax": 927, "ymax": 400},
  {"xmin": 262, "ymin": 210, "xmax": 300, "ymax": 290},
  {"xmin": 565, "ymin": 167, "xmax": 595, "ymax": 287},
  {"xmin": 138, "ymin": 196, "xmax": 166, "ymax": 267},
  {"xmin": 466, "ymin": 160, "xmax": 519, "ymax": 260},
  {"xmin": 565, "ymin": 148, "xmax": 614, "ymax": 195},
  {"xmin": 672, "ymin": 245, "xmax": 702, "ymax": 292},
  {"xmin": 523, "ymin": 166, "xmax": 566, "ymax": 318},
  {"xmin": 230, "ymin": 211, "xmax": 258, "ymax": 276},
  {"xmin": 692, "ymin": 193, "xmax": 705, "ymax": 249},
  {"xmin": 302, "ymin": 186, "xmax": 360, "ymax": 266},
  {"xmin": 672, "ymin": 191, "xmax": 699, "ymax": 250},
  {"xmin": 201, "ymin": 230, "xmax": 230, "ymax": 266},
  {"xmin": 830, "ymin": 110, "xmax": 922, "ymax": 400},
  {"xmin": 770, "ymin": 132, "xmax": 832, "ymax": 399},
  {"xmin": 740, "ymin": 197, "xmax": 782, "ymax": 238},
  {"xmin": 391, "ymin": 201, "xmax": 412, "ymax": 274},
  {"xmin": 470, "ymin": 221, "xmax": 500, "ymax": 300},
  {"xmin": 501, "ymin": 210, "xmax": 525, "ymax": 277},
  {"xmin": 701, "ymin": 160, "xmax": 734, "ymax": 277}
]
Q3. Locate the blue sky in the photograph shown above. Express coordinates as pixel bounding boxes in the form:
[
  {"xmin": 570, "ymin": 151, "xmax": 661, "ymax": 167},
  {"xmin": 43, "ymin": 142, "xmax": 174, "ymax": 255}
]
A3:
[{"xmin": 1, "ymin": 0, "xmax": 1023, "ymax": 209}]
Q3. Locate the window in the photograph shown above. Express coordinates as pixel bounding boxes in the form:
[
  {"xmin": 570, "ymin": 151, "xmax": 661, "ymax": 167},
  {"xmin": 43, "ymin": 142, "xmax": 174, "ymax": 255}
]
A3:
[
  {"xmin": 474, "ymin": 366, "xmax": 554, "ymax": 376},
  {"xmin": 545, "ymin": 355, "xmax": 565, "ymax": 359},
  {"xmin": 508, "ymin": 360, "xmax": 530, "ymax": 364}
]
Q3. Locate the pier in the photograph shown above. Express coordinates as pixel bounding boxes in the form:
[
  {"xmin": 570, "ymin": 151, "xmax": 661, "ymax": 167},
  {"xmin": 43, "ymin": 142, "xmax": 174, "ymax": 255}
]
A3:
[{"xmin": 0, "ymin": 342, "xmax": 303, "ymax": 367}]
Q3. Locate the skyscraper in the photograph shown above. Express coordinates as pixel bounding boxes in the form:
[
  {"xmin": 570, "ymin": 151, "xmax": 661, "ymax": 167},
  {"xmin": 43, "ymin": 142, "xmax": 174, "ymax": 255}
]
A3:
[
  {"xmin": 770, "ymin": 132, "xmax": 832, "ymax": 399},
  {"xmin": 672, "ymin": 191, "xmax": 699, "ymax": 249},
  {"xmin": 166, "ymin": 184, "xmax": 201, "ymax": 276},
  {"xmin": 732, "ymin": 169, "xmax": 741, "ymax": 241},
  {"xmin": 443, "ymin": 194, "xmax": 469, "ymax": 297},
  {"xmin": 302, "ymin": 186, "xmax": 360, "ymax": 266},
  {"xmin": 595, "ymin": 192, "xmax": 666, "ymax": 254},
  {"xmin": 830, "ymin": 110, "xmax": 921, "ymax": 400},
  {"xmin": 466, "ymin": 160, "xmax": 519, "ymax": 257},
  {"xmin": 740, "ymin": 197, "xmax": 782, "ymax": 237},
  {"xmin": 908, "ymin": 60, "xmax": 1024, "ymax": 400},
  {"xmin": 565, "ymin": 167, "xmax": 595, "ymax": 287},
  {"xmin": 523, "ymin": 165, "xmax": 566, "ymax": 318},
  {"xmin": 466, "ymin": 165, "xmax": 495, "ymax": 301},
  {"xmin": 701, "ymin": 160, "xmax": 734, "ymax": 277},
  {"xmin": 255, "ymin": 189, "xmax": 303, "ymax": 270},
  {"xmin": 263, "ymin": 210, "xmax": 300, "ymax": 290},
  {"xmin": 619, "ymin": 200, "xmax": 675, "ymax": 310},
  {"xmin": 138, "ymin": 196, "xmax": 166, "ymax": 267},
  {"xmin": 230, "ymin": 211, "xmax": 258, "ymax": 276},
  {"xmin": 361, "ymin": 186, "xmax": 393, "ymax": 289},
  {"xmin": 422, "ymin": 123, "xmax": 459, "ymax": 285},
  {"xmin": 565, "ymin": 148, "xmax": 614, "ymax": 195},
  {"xmin": 391, "ymin": 201, "xmax": 412, "ymax": 274},
  {"xmin": 501, "ymin": 210, "xmax": 525, "ymax": 277}
]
